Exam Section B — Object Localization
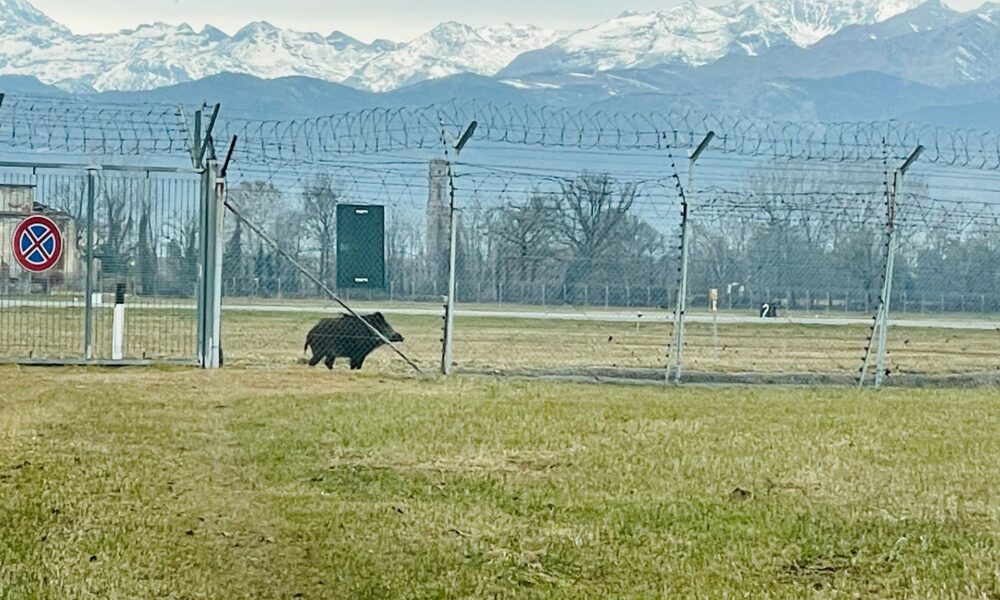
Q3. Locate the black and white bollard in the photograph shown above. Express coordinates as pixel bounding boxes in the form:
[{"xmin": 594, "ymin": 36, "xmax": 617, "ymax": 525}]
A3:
[
  {"xmin": 112, "ymin": 283, "xmax": 126, "ymax": 361},
  {"xmin": 710, "ymin": 288, "xmax": 719, "ymax": 350}
]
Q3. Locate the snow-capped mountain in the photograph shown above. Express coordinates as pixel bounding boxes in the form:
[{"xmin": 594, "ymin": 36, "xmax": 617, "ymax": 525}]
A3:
[
  {"xmin": 0, "ymin": 0, "xmax": 560, "ymax": 93},
  {"xmin": 690, "ymin": 0, "xmax": 1000, "ymax": 87},
  {"xmin": 0, "ymin": 0, "xmax": 60, "ymax": 31},
  {"xmin": 346, "ymin": 23, "xmax": 566, "ymax": 92},
  {"xmin": 0, "ymin": 0, "xmax": 938, "ymax": 94},
  {"xmin": 0, "ymin": 12, "xmax": 386, "ymax": 92},
  {"xmin": 723, "ymin": 0, "xmax": 925, "ymax": 50},
  {"xmin": 500, "ymin": 0, "xmax": 924, "ymax": 78}
]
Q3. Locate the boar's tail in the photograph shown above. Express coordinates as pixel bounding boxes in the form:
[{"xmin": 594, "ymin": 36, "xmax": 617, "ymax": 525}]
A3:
[{"xmin": 304, "ymin": 333, "xmax": 312, "ymax": 353}]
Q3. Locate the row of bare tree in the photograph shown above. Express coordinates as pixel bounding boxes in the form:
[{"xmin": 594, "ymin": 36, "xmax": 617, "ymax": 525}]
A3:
[
  {"xmin": 42, "ymin": 167, "xmax": 1000, "ymax": 312},
  {"xmin": 48, "ymin": 178, "xmax": 198, "ymax": 296},
  {"xmin": 221, "ymin": 166, "xmax": 1000, "ymax": 312}
]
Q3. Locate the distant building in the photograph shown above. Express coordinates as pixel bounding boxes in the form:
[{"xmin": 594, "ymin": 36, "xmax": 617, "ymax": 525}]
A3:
[
  {"xmin": 0, "ymin": 183, "xmax": 81, "ymax": 286},
  {"xmin": 427, "ymin": 159, "xmax": 450, "ymax": 288}
]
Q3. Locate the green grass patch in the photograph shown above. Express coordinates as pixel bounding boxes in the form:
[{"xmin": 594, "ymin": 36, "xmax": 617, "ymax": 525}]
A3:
[{"xmin": 2, "ymin": 368, "xmax": 1000, "ymax": 597}]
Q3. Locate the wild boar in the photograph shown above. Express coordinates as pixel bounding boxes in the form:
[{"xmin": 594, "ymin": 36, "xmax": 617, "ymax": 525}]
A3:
[{"xmin": 304, "ymin": 312, "xmax": 404, "ymax": 370}]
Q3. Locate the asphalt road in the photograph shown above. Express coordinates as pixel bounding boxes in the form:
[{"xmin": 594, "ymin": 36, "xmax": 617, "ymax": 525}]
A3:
[{"xmin": 3, "ymin": 298, "xmax": 999, "ymax": 331}]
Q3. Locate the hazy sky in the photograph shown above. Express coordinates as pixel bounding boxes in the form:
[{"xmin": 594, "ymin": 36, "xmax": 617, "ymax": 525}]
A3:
[{"xmin": 29, "ymin": 0, "xmax": 992, "ymax": 42}]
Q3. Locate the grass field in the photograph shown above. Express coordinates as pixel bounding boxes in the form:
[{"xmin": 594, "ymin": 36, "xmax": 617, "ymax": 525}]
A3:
[
  {"xmin": 222, "ymin": 309, "xmax": 1000, "ymax": 380},
  {"xmin": 2, "ymin": 367, "xmax": 1000, "ymax": 598},
  {"xmin": 1, "ymin": 301, "xmax": 998, "ymax": 379}
]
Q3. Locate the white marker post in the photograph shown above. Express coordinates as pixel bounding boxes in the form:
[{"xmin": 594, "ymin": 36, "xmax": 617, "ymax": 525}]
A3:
[
  {"xmin": 710, "ymin": 288, "xmax": 719, "ymax": 352},
  {"xmin": 111, "ymin": 283, "xmax": 126, "ymax": 361}
]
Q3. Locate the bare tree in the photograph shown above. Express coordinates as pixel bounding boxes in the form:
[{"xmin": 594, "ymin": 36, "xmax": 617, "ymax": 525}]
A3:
[
  {"xmin": 136, "ymin": 196, "xmax": 157, "ymax": 295},
  {"xmin": 556, "ymin": 174, "xmax": 637, "ymax": 259},
  {"xmin": 223, "ymin": 219, "xmax": 246, "ymax": 296},
  {"xmin": 494, "ymin": 194, "xmax": 560, "ymax": 287},
  {"xmin": 227, "ymin": 181, "xmax": 284, "ymax": 238},
  {"xmin": 301, "ymin": 174, "xmax": 344, "ymax": 288},
  {"xmin": 94, "ymin": 184, "xmax": 136, "ymax": 278},
  {"xmin": 554, "ymin": 173, "xmax": 637, "ymax": 298},
  {"xmin": 223, "ymin": 181, "xmax": 288, "ymax": 296}
]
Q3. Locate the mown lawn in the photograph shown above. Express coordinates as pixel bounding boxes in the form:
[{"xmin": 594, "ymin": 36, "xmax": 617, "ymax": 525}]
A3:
[{"xmin": 2, "ymin": 367, "xmax": 1000, "ymax": 598}]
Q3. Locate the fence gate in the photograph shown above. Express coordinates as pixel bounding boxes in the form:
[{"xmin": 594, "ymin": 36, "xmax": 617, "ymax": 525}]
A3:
[{"xmin": 0, "ymin": 164, "xmax": 207, "ymax": 365}]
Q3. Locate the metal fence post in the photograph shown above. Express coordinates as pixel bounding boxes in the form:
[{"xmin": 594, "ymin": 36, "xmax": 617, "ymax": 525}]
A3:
[
  {"xmin": 670, "ymin": 131, "xmax": 714, "ymax": 383},
  {"xmin": 862, "ymin": 145, "xmax": 923, "ymax": 389},
  {"xmin": 193, "ymin": 110, "xmax": 207, "ymax": 364},
  {"xmin": 197, "ymin": 158, "xmax": 223, "ymax": 368},
  {"xmin": 441, "ymin": 121, "xmax": 476, "ymax": 376},
  {"xmin": 205, "ymin": 160, "xmax": 224, "ymax": 368},
  {"xmin": 83, "ymin": 167, "xmax": 98, "ymax": 361},
  {"xmin": 671, "ymin": 202, "xmax": 691, "ymax": 383},
  {"xmin": 872, "ymin": 169, "xmax": 902, "ymax": 389},
  {"xmin": 442, "ymin": 192, "xmax": 459, "ymax": 374},
  {"xmin": 186, "ymin": 104, "xmax": 225, "ymax": 369}
]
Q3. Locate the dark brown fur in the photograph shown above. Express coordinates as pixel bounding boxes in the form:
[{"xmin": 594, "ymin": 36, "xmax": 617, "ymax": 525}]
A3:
[{"xmin": 304, "ymin": 312, "xmax": 404, "ymax": 370}]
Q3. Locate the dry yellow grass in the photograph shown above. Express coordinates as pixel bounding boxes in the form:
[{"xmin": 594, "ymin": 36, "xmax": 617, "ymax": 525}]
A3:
[{"xmin": 1, "ymin": 303, "xmax": 997, "ymax": 379}]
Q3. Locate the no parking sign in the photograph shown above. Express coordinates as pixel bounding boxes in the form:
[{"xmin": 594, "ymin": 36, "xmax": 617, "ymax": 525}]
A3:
[{"xmin": 12, "ymin": 215, "xmax": 63, "ymax": 274}]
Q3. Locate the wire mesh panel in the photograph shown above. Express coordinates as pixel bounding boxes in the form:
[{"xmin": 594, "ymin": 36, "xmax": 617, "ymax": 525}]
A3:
[
  {"xmin": 213, "ymin": 102, "xmax": 1000, "ymax": 384},
  {"xmin": 0, "ymin": 167, "xmax": 201, "ymax": 364},
  {"xmin": 880, "ymin": 163, "xmax": 1000, "ymax": 381},
  {"xmin": 220, "ymin": 156, "xmax": 439, "ymax": 374},
  {"xmin": 446, "ymin": 144, "xmax": 682, "ymax": 378},
  {"xmin": 0, "ymin": 169, "xmax": 89, "ymax": 360},
  {"xmin": 680, "ymin": 157, "xmax": 891, "ymax": 382},
  {"xmin": 89, "ymin": 172, "xmax": 201, "ymax": 362},
  {"xmin": 0, "ymin": 93, "xmax": 204, "ymax": 365}
]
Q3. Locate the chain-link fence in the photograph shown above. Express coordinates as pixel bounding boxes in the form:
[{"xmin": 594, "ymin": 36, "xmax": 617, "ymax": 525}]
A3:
[
  {"xmin": 217, "ymin": 153, "xmax": 441, "ymax": 373},
  {"xmin": 0, "ymin": 166, "xmax": 203, "ymax": 364},
  {"xmin": 0, "ymin": 95, "xmax": 215, "ymax": 365},
  {"xmin": 1, "ymin": 93, "xmax": 998, "ymax": 385},
  {"xmin": 215, "ymin": 102, "xmax": 1000, "ymax": 387}
]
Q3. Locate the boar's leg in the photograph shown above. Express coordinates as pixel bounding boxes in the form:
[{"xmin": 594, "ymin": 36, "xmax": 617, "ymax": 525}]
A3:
[
  {"xmin": 325, "ymin": 355, "xmax": 337, "ymax": 370},
  {"xmin": 349, "ymin": 356, "xmax": 366, "ymax": 370},
  {"xmin": 308, "ymin": 352, "xmax": 324, "ymax": 367}
]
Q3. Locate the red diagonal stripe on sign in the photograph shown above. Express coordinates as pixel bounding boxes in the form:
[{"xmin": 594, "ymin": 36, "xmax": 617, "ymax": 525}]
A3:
[{"xmin": 23, "ymin": 227, "xmax": 56, "ymax": 262}]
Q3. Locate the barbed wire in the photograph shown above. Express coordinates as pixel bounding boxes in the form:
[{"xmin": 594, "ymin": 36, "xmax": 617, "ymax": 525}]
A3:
[
  {"xmin": 0, "ymin": 93, "xmax": 193, "ymax": 156},
  {"xmin": 3, "ymin": 92, "xmax": 1000, "ymax": 172},
  {"xmin": 220, "ymin": 100, "xmax": 1000, "ymax": 170},
  {"xmin": 2, "ymin": 91, "xmax": 999, "ymax": 240}
]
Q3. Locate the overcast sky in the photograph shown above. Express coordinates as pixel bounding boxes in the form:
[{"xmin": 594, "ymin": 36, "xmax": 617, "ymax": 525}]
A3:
[{"xmin": 29, "ymin": 0, "xmax": 991, "ymax": 42}]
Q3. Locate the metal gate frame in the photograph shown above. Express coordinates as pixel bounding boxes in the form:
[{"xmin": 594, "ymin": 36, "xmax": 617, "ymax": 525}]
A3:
[{"xmin": 0, "ymin": 158, "xmax": 221, "ymax": 368}]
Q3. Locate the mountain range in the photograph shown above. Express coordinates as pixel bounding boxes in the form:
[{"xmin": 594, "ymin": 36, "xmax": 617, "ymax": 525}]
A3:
[
  {"xmin": 2, "ymin": 0, "xmax": 1000, "ymax": 131},
  {"xmin": 0, "ymin": 0, "xmax": 928, "ymax": 93}
]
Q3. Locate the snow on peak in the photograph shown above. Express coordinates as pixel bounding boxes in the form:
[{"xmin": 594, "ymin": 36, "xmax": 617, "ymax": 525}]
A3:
[
  {"xmin": 347, "ymin": 22, "xmax": 563, "ymax": 92},
  {"xmin": 232, "ymin": 21, "xmax": 282, "ymax": 41},
  {"xmin": 0, "ymin": 0, "xmax": 66, "ymax": 37},
  {"xmin": 556, "ymin": 4, "xmax": 733, "ymax": 70},
  {"xmin": 0, "ymin": 0, "xmax": 563, "ymax": 93},
  {"xmin": 505, "ymin": 0, "xmax": 930, "ymax": 77},
  {"xmin": 0, "ymin": 0, "xmax": 938, "ymax": 93},
  {"xmin": 0, "ymin": 0, "xmax": 54, "ymax": 25},
  {"xmin": 730, "ymin": 0, "xmax": 926, "ymax": 48}
]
